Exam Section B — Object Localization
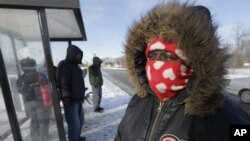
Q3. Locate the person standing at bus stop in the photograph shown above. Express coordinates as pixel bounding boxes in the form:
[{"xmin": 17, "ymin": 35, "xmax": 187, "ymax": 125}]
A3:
[
  {"xmin": 56, "ymin": 45, "xmax": 86, "ymax": 141},
  {"xmin": 17, "ymin": 57, "xmax": 52, "ymax": 141},
  {"xmin": 115, "ymin": 2, "xmax": 250, "ymax": 141},
  {"xmin": 88, "ymin": 56, "xmax": 104, "ymax": 112}
]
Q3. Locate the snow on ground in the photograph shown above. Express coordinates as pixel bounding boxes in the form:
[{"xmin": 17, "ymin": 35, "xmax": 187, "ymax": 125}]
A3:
[
  {"xmin": 80, "ymin": 74, "xmax": 132, "ymax": 141},
  {"xmin": 226, "ymin": 69, "xmax": 250, "ymax": 79}
]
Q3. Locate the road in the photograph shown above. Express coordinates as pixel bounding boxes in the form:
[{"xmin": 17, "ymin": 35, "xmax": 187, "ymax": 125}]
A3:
[
  {"xmin": 102, "ymin": 68, "xmax": 135, "ymax": 95},
  {"xmin": 102, "ymin": 68, "xmax": 250, "ymax": 114}
]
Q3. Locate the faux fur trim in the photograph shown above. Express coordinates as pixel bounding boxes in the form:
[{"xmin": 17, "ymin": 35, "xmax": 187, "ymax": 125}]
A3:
[{"xmin": 124, "ymin": 1, "xmax": 230, "ymax": 116}]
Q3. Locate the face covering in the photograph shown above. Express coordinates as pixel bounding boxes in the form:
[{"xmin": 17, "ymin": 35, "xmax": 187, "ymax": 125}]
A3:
[
  {"xmin": 145, "ymin": 37, "xmax": 192, "ymax": 102},
  {"xmin": 146, "ymin": 60, "xmax": 192, "ymax": 101}
]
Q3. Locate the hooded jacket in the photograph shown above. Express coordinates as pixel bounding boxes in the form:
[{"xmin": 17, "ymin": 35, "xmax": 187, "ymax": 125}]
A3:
[
  {"xmin": 56, "ymin": 45, "xmax": 85, "ymax": 101},
  {"xmin": 88, "ymin": 57, "xmax": 103, "ymax": 86},
  {"xmin": 17, "ymin": 58, "xmax": 42, "ymax": 103},
  {"xmin": 115, "ymin": 2, "xmax": 250, "ymax": 141}
]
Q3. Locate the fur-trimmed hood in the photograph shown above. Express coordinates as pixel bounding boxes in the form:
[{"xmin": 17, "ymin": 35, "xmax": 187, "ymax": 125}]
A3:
[{"xmin": 124, "ymin": 2, "xmax": 230, "ymax": 116}]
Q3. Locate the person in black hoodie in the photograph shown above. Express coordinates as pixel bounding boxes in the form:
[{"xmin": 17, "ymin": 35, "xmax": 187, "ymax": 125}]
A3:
[
  {"xmin": 56, "ymin": 45, "xmax": 86, "ymax": 141},
  {"xmin": 115, "ymin": 2, "xmax": 250, "ymax": 141}
]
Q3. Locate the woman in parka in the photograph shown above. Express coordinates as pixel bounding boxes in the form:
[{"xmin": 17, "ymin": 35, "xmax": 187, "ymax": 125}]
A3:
[{"xmin": 115, "ymin": 2, "xmax": 250, "ymax": 141}]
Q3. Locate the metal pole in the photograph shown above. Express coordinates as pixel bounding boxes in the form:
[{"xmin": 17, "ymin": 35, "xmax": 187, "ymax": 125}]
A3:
[
  {"xmin": 68, "ymin": 40, "xmax": 72, "ymax": 46},
  {"xmin": 0, "ymin": 49, "xmax": 23, "ymax": 141},
  {"xmin": 37, "ymin": 9, "xmax": 66, "ymax": 141}
]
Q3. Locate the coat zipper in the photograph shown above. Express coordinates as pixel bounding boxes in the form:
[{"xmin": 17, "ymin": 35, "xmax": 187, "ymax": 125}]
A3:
[{"xmin": 146, "ymin": 102, "xmax": 164, "ymax": 141}]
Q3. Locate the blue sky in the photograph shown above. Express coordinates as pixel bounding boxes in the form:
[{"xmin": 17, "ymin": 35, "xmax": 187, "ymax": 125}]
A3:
[{"xmin": 51, "ymin": 0, "xmax": 250, "ymax": 64}]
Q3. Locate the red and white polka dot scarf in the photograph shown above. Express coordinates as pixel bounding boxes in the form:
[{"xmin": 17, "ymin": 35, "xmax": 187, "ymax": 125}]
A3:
[{"xmin": 145, "ymin": 37, "xmax": 192, "ymax": 102}]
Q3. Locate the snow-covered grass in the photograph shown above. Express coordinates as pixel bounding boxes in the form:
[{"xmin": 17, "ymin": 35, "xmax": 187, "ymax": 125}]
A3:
[{"xmin": 226, "ymin": 69, "xmax": 250, "ymax": 79}]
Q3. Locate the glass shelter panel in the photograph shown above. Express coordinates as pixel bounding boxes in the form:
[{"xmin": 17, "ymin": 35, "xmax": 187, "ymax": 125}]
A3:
[
  {"xmin": 46, "ymin": 9, "xmax": 82, "ymax": 39},
  {"xmin": 0, "ymin": 8, "xmax": 59, "ymax": 141},
  {"xmin": 0, "ymin": 88, "xmax": 13, "ymax": 141}
]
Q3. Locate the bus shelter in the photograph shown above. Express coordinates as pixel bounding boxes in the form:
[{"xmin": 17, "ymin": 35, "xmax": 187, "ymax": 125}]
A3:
[{"xmin": 0, "ymin": 0, "xmax": 87, "ymax": 140}]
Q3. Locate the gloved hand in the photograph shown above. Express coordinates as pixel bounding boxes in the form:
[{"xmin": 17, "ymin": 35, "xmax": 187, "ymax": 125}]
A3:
[
  {"xmin": 62, "ymin": 97, "xmax": 72, "ymax": 107},
  {"xmin": 83, "ymin": 93, "xmax": 92, "ymax": 105}
]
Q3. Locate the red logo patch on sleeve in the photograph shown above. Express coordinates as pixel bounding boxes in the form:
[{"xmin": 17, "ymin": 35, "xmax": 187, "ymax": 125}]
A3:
[{"xmin": 160, "ymin": 134, "xmax": 180, "ymax": 141}]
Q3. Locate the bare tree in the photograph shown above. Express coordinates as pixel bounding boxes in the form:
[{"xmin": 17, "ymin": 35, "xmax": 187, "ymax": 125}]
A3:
[
  {"xmin": 115, "ymin": 56, "xmax": 126, "ymax": 68},
  {"xmin": 229, "ymin": 25, "xmax": 250, "ymax": 68},
  {"xmin": 242, "ymin": 40, "xmax": 250, "ymax": 66}
]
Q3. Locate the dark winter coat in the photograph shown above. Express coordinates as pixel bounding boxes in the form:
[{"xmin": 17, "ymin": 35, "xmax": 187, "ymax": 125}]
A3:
[
  {"xmin": 115, "ymin": 86, "xmax": 250, "ymax": 141},
  {"xmin": 56, "ymin": 45, "xmax": 85, "ymax": 101},
  {"xmin": 17, "ymin": 57, "xmax": 45, "ymax": 104},
  {"xmin": 17, "ymin": 70, "xmax": 43, "ymax": 103},
  {"xmin": 88, "ymin": 57, "xmax": 103, "ymax": 86},
  {"xmin": 115, "ymin": 2, "xmax": 250, "ymax": 141}
]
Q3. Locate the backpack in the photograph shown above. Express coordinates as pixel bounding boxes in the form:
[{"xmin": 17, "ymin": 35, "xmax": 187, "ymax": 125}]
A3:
[{"xmin": 38, "ymin": 73, "xmax": 52, "ymax": 106}]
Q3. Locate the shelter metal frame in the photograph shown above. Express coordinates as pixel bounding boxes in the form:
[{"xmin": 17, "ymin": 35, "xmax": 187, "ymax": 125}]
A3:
[{"xmin": 0, "ymin": 1, "xmax": 87, "ymax": 140}]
